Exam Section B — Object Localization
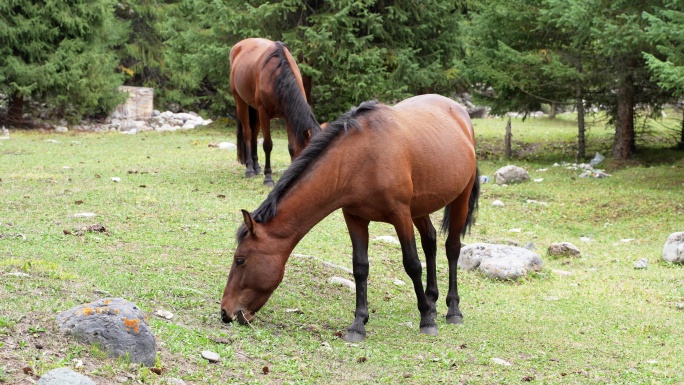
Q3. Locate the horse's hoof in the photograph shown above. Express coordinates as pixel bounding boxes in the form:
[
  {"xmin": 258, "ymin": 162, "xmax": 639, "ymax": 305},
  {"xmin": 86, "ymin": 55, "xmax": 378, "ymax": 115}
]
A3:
[
  {"xmin": 343, "ymin": 331, "xmax": 365, "ymax": 342},
  {"xmin": 245, "ymin": 170, "xmax": 256, "ymax": 178},
  {"xmin": 446, "ymin": 315, "xmax": 463, "ymax": 325},
  {"xmin": 263, "ymin": 179, "xmax": 274, "ymax": 187},
  {"xmin": 420, "ymin": 325, "xmax": 438, "ymax": 336},
  {"xmin": 254, "ymin": 167, "xmax": 262, "ymax": 175}
]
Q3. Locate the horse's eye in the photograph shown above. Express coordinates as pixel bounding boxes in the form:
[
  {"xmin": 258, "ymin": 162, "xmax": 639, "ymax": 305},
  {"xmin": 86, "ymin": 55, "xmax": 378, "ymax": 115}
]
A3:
[{"xmin": 235, "ymin": 258, "xmax": 245, "ymax": 266}]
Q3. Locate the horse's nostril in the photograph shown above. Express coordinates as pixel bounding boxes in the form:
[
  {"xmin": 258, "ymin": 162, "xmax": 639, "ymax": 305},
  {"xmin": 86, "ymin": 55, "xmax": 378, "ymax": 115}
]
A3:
[{"xmin": 220, "ymin": 309, "xmax": 232, "ymax": 323}]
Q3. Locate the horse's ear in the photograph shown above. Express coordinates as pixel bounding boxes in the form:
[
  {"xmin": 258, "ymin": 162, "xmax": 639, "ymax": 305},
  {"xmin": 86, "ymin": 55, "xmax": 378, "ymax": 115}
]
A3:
[
  {"xmin": 304, "ymin": 129, "xmax": 312, "ymax": 140},
  {"xmin": 241, "ymin": 209, "xmax": 257, "ymax": 237}
]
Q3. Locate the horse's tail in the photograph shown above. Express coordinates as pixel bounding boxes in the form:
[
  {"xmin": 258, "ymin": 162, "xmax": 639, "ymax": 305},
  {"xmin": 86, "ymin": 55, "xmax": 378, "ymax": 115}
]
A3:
[
  {"xmin": 441, "ymin": 167, "xmax": 480, "ymax": 237},
  {"xmin": 236, "ymin": 106, "xmax": 258, "ymax": 165}
]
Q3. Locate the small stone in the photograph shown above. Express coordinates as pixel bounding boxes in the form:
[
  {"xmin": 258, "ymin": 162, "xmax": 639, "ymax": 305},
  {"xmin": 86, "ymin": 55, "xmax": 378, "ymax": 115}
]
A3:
[
  {"xmin": 218, "ymin": 142, "xmax": 236, "ymax": 150},
  {"xmin": 524, "ymin": 242, "xmax": 536, "ymax": 250},
  {"xmin": 166, "ymin": 379, "xmax": 187, "ymax": 385},
  {"xmin": 373, "ymin": 235, "xmax": 400, "ymax": 244},
  {"xmin": 491, "ymin": 357, "xmax": 512, "ymax": 366},
  {"xmin": 492, "ymin": 199, "xmax": 505, "ymax": 207},
  {"xmin": 37, "ymin": 368, "xmax": 96, "ymax": 385},
  {"xmin": 55, "ymin": 126, "xmax": 68, "ymax": 133},
  {"xmin": 111, "ymin": 177, "xmax": 121, "ymax": 182},
  {"xmin": 400, "ymin": 321, "xmax": 413, "ymax": 328},
  {"xmin": 509, "ymin": 228, "xmax": 521, "ymax": 233},
  {"xmin": 634, "ymin": 258, "xmax": 648, "ymax": 269},
  {"xmin": 74, "ymin": 212, "xmax": 97, "ymax": 218},
  {"xmin": 662, "ymin": 232, "xmax": 684, "ymax": 264},
  {"xmin": 552, "ymin": 269, "xmax": 573, "ymax": 276},
  {"xmin": 533, "ymin": 178, "xmax": 544, "ymax": 182},
  {"xmin": 393, "ymin": 278, "xmax": 405, "ymax": 286},
  {"xmin": 285, "ymin": 308, "xmax": 304, "ymax": 314},
  {"xmin": 548, "ymin": 242, "xmax": 581, "ymax": 258},
  {"xmin": 329, "ymin": 277, "xmax": 355, "ymax": 290},
  {"xmin": 155, "ymin": 309, "xmax": 174, "ymax": 320},
  {"xmin": 201, "ymin": 350, "xmax": 220, "ymax": 363},
  {"xmin": 4, "ymin": 272, "xmax": 31, "ymax": 278},
  {"xmin": 579, "ymin": 237, "xmax": 593, "ymax": 243}
]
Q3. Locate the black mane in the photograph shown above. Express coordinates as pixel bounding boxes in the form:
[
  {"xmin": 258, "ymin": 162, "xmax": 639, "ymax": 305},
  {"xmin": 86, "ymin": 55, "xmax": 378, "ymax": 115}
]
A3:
[
  {"xmin": 265, "ymin": 41, "xmax": 322, "ymax": 147},
  {"xmin": 236, "ymin": 100, "xmax": 381, "ymax": 243}
]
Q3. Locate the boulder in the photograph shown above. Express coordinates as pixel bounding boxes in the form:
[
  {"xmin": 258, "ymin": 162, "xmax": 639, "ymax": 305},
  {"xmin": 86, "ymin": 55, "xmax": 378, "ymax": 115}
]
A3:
[
  {"xmin": 662, "ymin": 232, "xmax": 684, "ymax": 263},
  {"xmin": 37, "ymin": 368, "xmax": 96, "ymax": 385},
  {"xmin": 494, "ymin": 165, "xmax": 530, "ymax": 185},
  {"xmin": 548, "ymin": 242, "xmax": 581, "ymax": 258},
  {"xmin": 459, "ymin": 243, "xmax": 543, "ymax": 280},
  {"xmin": 57, "ymin": 298, "xmax": 156, "ymax": 367}
]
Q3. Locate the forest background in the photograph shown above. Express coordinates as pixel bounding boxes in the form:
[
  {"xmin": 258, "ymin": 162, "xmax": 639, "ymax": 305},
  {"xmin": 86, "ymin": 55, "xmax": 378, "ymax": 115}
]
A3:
[{"xmin": 1, "ymin": 0, "xmax": 684, "ymax": 160}]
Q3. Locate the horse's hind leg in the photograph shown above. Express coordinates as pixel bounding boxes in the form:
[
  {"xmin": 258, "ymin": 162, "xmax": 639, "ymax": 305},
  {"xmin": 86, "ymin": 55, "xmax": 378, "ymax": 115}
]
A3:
[
  {"xmin": 413, "ymin": 216, "xmax": 438, "ymax": 317},
  {"xmin": 444, "ymin": 185, "xmax": 474, "ymax": 324},
  {"xmin": 342, "ymin": 210, "xmax": 370, "ymax": 342},
  {"xmin": 393, "ymin": 210, "xmax": 437, "ymax": 336},
  {"xmin": 248, "ymin": 106, "xmax": 261, "ymax": 175},
  {"xmin": 258, "ymin": 108, "xmax": 274, "ymax": 186}
]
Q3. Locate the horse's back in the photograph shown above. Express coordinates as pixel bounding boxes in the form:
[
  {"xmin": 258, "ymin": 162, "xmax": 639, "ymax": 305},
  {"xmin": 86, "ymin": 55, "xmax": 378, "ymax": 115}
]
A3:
[{"xmin": 355, "ymin": 94, "xmax": 476, "ymax": 217}]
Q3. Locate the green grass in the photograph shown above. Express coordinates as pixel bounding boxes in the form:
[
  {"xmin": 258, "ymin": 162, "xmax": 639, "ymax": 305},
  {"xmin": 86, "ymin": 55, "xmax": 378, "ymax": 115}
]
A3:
[{"xmin": 0, "ymin": 114, "xmax": 683, "ymax": 384}]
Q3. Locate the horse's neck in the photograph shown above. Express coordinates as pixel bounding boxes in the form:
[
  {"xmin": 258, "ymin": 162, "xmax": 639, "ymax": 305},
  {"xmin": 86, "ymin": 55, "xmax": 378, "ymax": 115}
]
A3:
[{"xmin": 263, "ymin": 164, "xmax": 345, "ymax": 254}]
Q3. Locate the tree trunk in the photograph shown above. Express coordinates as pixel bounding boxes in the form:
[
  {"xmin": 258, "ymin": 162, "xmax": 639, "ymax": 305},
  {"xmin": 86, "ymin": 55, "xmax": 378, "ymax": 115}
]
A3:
[
  {"xmin": 549, "ymin": 102, "xmax": 557, "ymax": 119},
  {"xmin": 576, "ymin": 85, "xmax": 586, "ymax": 160},
  {"xmin": 504, "ymin": 117, "xmax": 512, "ymax": 159},
  {"xmin": 612, "ymin": 76, "xmax": 635, "ymax": 159},
  {"xmin": 680, "ymin": 109, "xmax": 684, "ymax": 150},
  {"xmin": 7, "ymin": 92, "xmax": 24, "ymax": 127},
  {"xmin": 302, "ymin": 74, "xmax": 313, "ymax": 107}
]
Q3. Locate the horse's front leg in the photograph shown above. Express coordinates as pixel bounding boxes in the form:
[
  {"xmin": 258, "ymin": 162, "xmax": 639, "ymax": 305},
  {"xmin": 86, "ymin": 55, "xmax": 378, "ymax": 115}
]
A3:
[
  {"xmin": 342, "ymin": 210, "xmax": 370, "ymax": 342},
  {"xmin": 258, "ymin": 108, "xmax": 274, "ymax": 186},
  {"xmin": 394, "ymin": 212, "xmax": 438, "ymax": 335}
]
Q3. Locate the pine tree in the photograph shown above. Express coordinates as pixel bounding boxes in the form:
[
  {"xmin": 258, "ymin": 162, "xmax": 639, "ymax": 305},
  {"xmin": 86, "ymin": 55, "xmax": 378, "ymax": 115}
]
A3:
[
  {"xmin": 0, "ymin": 0, "xmax": 127, "ymax": 125},
  {"xmin": 643, "ymin": 1, "xmax": 684, "ymax": 148}
]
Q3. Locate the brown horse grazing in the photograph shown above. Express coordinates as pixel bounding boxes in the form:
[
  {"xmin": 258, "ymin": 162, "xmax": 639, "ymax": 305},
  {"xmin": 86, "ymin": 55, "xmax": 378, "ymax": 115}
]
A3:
[
  {"xmin": 229, "ymin": 38, "xmax": 322, "ymax": 186},
  {"xmin": 221, "ymin": 94, "xmax": 480, "ymax": 341}
]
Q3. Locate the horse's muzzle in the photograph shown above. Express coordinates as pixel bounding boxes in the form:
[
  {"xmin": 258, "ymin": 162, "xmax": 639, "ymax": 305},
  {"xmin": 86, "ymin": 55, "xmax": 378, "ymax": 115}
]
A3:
[{"xmin": 221, "ymin": 309, "xmax": 233, "ymax": 323}]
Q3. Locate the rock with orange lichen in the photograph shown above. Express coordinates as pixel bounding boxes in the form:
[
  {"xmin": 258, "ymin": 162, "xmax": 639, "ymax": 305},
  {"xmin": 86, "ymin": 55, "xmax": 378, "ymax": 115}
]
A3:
[{"xmin": 57, "ymin": 298, "xmax": 156, "ymax": 366}]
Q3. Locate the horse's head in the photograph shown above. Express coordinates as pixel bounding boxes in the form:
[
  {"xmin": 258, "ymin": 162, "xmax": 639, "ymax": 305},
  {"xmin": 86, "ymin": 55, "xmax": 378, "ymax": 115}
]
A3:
[{"xmin": 221, "ymin": 210, "xmax": 286, "ymax": 325}]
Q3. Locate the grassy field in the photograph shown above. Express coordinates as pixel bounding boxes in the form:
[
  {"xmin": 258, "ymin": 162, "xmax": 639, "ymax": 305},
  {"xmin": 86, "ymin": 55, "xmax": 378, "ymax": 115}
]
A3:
[{"xmin": 1, "ymin": 112, "xmax": 683, "ymax": 384}]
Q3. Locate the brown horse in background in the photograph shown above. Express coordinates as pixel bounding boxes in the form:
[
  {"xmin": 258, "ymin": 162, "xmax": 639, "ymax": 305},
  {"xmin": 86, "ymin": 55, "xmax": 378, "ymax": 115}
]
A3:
[
  {"xmin": 229, "ymin": 38, "xmax": 322, "ymax": 186},
  {"xmin": 220, "ymin": 94, "xmax": 480, "ymax": 342}
]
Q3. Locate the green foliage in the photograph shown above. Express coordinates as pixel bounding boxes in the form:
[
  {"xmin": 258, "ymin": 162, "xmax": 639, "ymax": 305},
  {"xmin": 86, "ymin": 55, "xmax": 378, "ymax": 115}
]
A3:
[
  {"xmin": 0, "ymin": 0, "xmax": 127, "ymax": 120},
  {"xmin": 162, "ymin": 0, "xmax": 464, "ymax": 120},
  {"xmin": 643, "ymin": 2, "xmax": 684, "ymax": 97}
]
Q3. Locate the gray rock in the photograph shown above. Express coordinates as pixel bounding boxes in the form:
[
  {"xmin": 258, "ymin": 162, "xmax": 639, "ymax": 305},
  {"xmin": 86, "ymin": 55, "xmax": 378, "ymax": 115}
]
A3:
[
  {"xmin": 329, "ymin": 276, "xmax": 356, "ymax": 290},
  {"xmin": 57, "ymin": 298, "xmax": 157, "ymax": 367},
  {"xmin": 634, "ymin": 258, "xmax": 648, "ymax": 269},
  {"xmin": 492, "ymin": 199, "xmax": 505, "ymax": 207},
  {"xmin": 459, "ymin": 243, "xmax": 543, "ymax": 280},
  {"xmin": 201, "ymin": 350, "xmax": 220, "ymax": 363},
  {"xmin": 181, "ymin": 120, "xmax": 197, "ymax": 130},
  {"xmin": 160, "ymin": 111, "xmax": 174, "ymax": 119},
  {"xmin": 166, "ymin": 379, "xmax": 187, "ymax": 385},
  {"xmin": 373, "ymin": 235, "xmax": 400, "ymax": 245},
  {"xmin": 662, "ymin": 232, "xmax": 684, "ymax": 263},
  {"xmin": 494, "ymin": 165, "xmax": 530, "ymax": 185},
  {"xmin": 37, "ymin": 368, "xmax": 96, "ymax": 385},
  {"xmin": 152, "ymin": 109, "xmax": 160, "ymax": 117},
  {"xmin": 548, "ymin": 242, "xmax": 581, "ymax": 258},
  {"xmin": 55, "ymin": 126, "xmax": 68, "ymax": 133},
  {"xmin": 218, "ymin": 142, "xmax": 236, "ymax": 150}
]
